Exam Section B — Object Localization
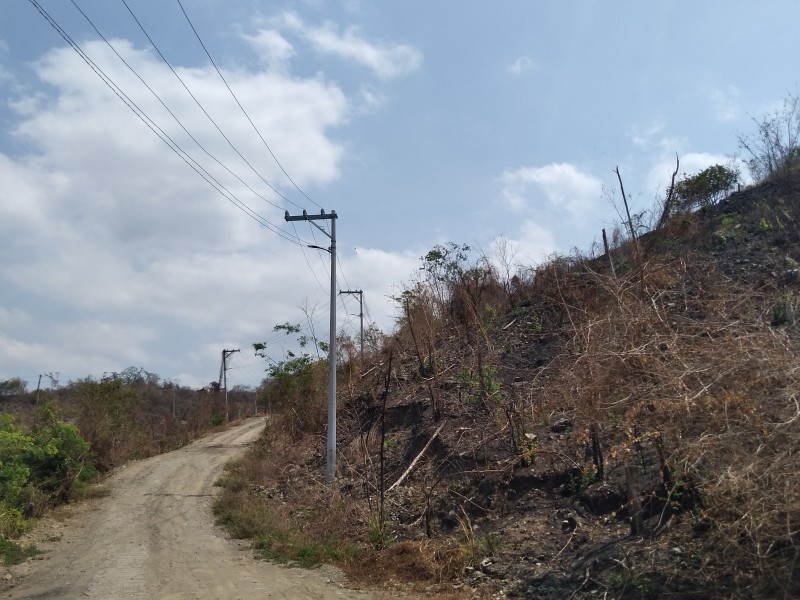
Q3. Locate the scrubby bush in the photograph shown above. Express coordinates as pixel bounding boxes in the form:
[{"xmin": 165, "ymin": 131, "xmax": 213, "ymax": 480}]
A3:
[
  {"xmin": 0, "ymin": 405, "xmax": 94, "ymax": 537},
  {"xmin": 739, "ymin": 93, "xmax": 800, "ymax": 181},
  {"xmin": 673, "ymin": 164, "xmax": 739, "ymax": 211},
  {"xmin": 255, "ymin": 324, "xmax": 328, "ymax": 438}
]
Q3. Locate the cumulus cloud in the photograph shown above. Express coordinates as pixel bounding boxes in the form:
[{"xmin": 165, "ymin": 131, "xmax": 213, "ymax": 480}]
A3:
[
  {"xmin": 340, "ymin": 246, "xmax": 419, "ymax": 327},
  {"xmin": 276, "ymin": 11, "xmax": 422, "ymax": 79},
  {"xmin": 0, "ymin": 36, "xmax": 359, "ymax": 387},
  {"xmin": 499, "ymin": 163, "xmax": 603, "ymax": 216},
  {"xmin": 490, "ymin": 221, "xmax": 557, "ymax": 270},
  {"xmin": 355, "ymin": 84, "xmax": 388, "ymax": 113},
  {"xmin": 628, "ymin": 119, "xmax": 688, "ymax": 153},
  {"xmin": 242, "ymin": 30, "xmax": 295, "ymax": 72}
]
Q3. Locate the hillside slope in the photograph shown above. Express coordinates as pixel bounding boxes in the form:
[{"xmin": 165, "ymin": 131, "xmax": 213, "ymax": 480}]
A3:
[{"xmin": 231, "ymin": 173, "xmax": 800, "ymax": 599}]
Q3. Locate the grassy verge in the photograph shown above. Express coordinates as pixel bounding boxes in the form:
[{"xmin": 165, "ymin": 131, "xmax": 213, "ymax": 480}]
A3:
[
  {"xmin": 0, "ymin": 539, "xmax": 39, "ymax": 566},
  {"xmin": 212, "ymin": 458, "xmax": 354, "ymax": 568},
  {"xmin": 211, "ymin": 434, "xmax": 477, "ymax": 594}
]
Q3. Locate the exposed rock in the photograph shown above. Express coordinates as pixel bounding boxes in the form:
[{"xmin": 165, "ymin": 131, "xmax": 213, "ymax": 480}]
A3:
[{"xmin": 578, "ymin": 481, "xmax": 625, "ymax": 516}]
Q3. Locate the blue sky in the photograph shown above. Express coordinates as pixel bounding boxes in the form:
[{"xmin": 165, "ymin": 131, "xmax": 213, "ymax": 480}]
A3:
[{"xmin": 0, "ymin": 0, "xmax": 797, "ymax": 389}]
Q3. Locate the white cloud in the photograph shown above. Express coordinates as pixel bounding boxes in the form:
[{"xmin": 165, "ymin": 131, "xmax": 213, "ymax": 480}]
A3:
[
  {"xmin": 628, "ymin": 119, "xmax": 688, "ymax": 153},
  {"xmin": 277, "ymin": 11, "xmax": 422, "ymax": 80},
  {"xmin": 491, "ymin": 221, "xmax": 557, "ymax": 269},
  {"xmin": 341, "ymin": 246, "xmax": 419, "ymax": 329},
  {"xmin": 508, "ymin": 55, "xmax": 535, "ymax": 75},
  {"xmin": 708, "ymin": 85, "xmax": 742, "ymax": 122},
  {"xmin": 499, "ymin": 163, "xmax": 603, "ymax": 216},
  {"xmin": 356, "ymin": 84, "xmax": 387, "ymax": 113},
  {"xmin": 0, "ymin": 37, "xmax": 357, "ymax": 387},
  {"xmin": 17, "ymin": 40, "xmax": 348, "ymax": 190},
  {"xmin": 242, "ymin": 30, "xmax": 295, "ymax": 72}
]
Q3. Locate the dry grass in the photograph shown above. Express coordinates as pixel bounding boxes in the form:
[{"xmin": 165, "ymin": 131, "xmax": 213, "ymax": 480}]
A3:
[{"xmin": 522, "ymin": 251, "xmax": 800, "ymax": 596}]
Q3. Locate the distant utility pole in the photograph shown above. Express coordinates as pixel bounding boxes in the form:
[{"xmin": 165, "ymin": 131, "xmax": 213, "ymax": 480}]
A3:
[
  {"xmin": 219, "ymin": 348, "xmax": 240, "ymax": 421},
  {"xmin": 340, "ymin": 289, "xmax": 364, "ymax": 362},
  {"xmin": 285, "ymin": 209, "xmax": 338, "ymax": 483}
]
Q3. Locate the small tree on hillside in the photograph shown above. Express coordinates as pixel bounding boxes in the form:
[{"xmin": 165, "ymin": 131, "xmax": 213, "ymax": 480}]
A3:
[{"xmin": 673, "ymin": 164, "xmax": 739, "ymax": 212}]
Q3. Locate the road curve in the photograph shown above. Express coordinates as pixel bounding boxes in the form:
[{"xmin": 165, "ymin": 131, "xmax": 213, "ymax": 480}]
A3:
[{"xmin": 3, "ymin": 418, "xmax": 377, "ymax": 600}]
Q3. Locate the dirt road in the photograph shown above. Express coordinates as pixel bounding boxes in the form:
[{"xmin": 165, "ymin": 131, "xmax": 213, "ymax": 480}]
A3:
[{"xmin": 3, "ymin": 418, "xmax": 378, "ymax": 599}]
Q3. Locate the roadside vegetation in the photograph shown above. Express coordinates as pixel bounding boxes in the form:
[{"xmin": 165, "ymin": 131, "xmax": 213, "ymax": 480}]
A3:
[{"xmin": 0, "ymin": 367, "xmax": 258, "ymax": 564}]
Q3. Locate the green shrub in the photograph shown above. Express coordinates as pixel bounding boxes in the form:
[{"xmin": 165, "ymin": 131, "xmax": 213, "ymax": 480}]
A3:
[
  {"xmin": 674, "ymin": 164, "xmax": 739, "ymax": 211},
  {"xmin": 367, "ymin": 518, "xmax": 393, "ymax": 549},
  {"xmin": 0, "ymin": 539, "xmax": 38, "ymax": 565}
]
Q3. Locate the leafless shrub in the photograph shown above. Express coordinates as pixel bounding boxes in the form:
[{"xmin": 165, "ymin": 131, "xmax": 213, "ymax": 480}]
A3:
[{"xmin": 739, "ymin": 93, "xmax": 800, "ymax": 182}]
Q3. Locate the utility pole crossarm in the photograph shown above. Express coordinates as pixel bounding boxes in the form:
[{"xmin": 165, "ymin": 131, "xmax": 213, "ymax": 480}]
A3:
[{"xmin": 284, "ymin": 210, "xmax": 337, "ymax": 240}]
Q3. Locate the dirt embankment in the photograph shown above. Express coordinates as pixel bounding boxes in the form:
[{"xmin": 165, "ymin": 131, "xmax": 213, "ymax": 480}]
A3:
[{"xmin": 2, "ymin": 418, "xmax": 378, "ymax": 600}]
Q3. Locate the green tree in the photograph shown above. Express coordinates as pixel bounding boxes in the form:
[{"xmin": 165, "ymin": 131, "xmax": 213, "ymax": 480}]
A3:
[
  {"xmin": 673, "ymin": 164, "xmax": 739, "ymax": 211},
  {"xmin": 0, "ymin": 378, "xmax": 27, "ymax": 397},
  {"xmin": 28, "ymin": 402, "xmax": 94, "ymax": 502},
  {"xmin": 0, "ymin": 416, "xmax": 34, "ymax": 508},
  {"xmin": 254, "ymin": 324, "xmax": 327, "ymax": 437}
]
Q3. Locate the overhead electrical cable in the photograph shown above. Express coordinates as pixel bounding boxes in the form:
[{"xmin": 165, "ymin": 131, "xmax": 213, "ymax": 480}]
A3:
[
  {"xmin": 29, "ymin": 0, "xmax": 308, "ymax": 246},
  {"xmin": 174, "ymin": 0, "xmax": 322, "ymax": 210},
  {"xmin": 70, "ymin": 0, "xmax": 292, "ymax": 215},
  {"xmin": 307, "ymin": 223, "xmax": 332, "ymax": 278},
  {"xmin": 173, "ymin": 0, "xmax": 354, "ymax": 340},
  {"xmin": 290, "ymin": 222, "xmax": 329, "ymax": 295},
  {"xmin": 119, "ymin": 0, "xmax": 305, "ymax": 212}
]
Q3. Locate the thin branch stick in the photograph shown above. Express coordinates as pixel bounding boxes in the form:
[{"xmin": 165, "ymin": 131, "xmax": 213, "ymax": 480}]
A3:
[
  {"xmin": 614, "ymin": 166, "xmax": 637, "ymax": 243},
  {"xmin": 387, "ymin": 421, "xmax": 446, "ymax": 492}
]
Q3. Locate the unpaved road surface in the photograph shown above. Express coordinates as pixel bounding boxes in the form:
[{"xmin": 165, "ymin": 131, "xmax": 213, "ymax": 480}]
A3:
[{"xmin": 3, "ymin": 418, "xmax": 380, "ymax": 599}]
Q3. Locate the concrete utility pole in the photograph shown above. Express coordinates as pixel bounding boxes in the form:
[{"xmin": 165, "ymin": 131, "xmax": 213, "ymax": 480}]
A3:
[
  {"xmin": 285, "ymin": 209, "xmax": 338, "ymax": 483},
  {"xmin": 219, "ymin": 348, "xmax": 240, "ymax": 421},
  {"xmin": 340, "ymin": 289, "xmax": 364, "ymax": 362}
]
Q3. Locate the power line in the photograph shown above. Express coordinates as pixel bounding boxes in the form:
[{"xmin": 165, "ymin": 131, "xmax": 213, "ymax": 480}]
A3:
[
  {"xmin": 290, "ymin": 222, "xmax": 328, "ymax": 295},
  {"xmin": 30, "ymin": 0, "xmax": 308, "ymax": 246},
  {"xmin": 174, "ymin": 0, "xmax": 322, "ymax": 211},
  {"xmin": 115, "ymin": 0, "xmax": 342, "ymax": 287},
  {"xmin": 70, "ymin": 0, "xmax": 292, "ymax": 215},
  {"xmin": 119, "ymin": 0, "xmax": 305, "ymax": 212},
  {"xmin": 34, "ymin": 1, "xmax": 370, "ymax": 349}
]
